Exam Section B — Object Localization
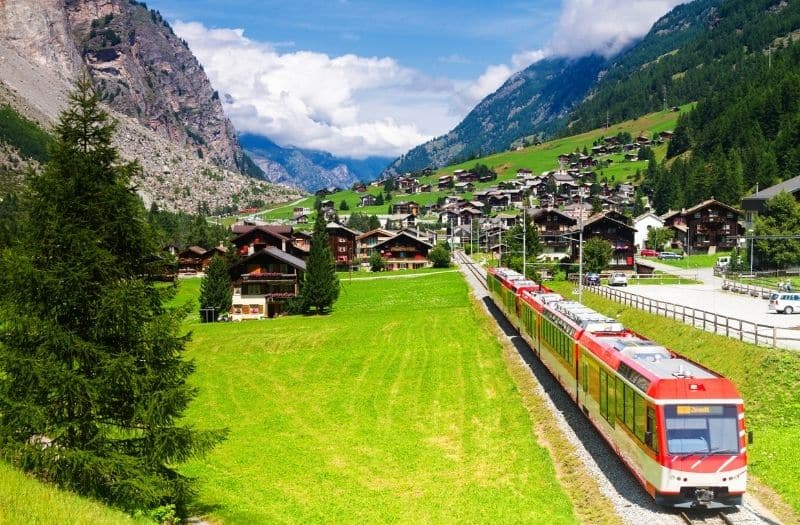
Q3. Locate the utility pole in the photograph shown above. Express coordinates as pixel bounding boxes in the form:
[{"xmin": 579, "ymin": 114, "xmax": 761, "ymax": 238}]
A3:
[
  {"xmin": 578, "ymin": 189, "xmax": 584, "ymax": 303},
  {"xmin": 522, "ymin": 207, "xmax": 527, "ymax": 278}
]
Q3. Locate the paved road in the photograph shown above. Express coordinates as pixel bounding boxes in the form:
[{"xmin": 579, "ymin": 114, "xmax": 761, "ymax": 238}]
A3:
[{"xmin": 612, "ymin": 258, "xmax": 800, "ymax": 350}]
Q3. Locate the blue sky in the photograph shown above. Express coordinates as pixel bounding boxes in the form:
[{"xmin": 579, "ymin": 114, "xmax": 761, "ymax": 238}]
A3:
[{"xmin": 149, "ymin": 0, "xmax": 685, "ymax": 158}]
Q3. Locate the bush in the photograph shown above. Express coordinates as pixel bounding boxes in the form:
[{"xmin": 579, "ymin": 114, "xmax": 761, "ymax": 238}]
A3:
[
  {"xmin": 369, "ymin": 252, "xmax": 385, "ymax": 272},
  {"xmin": 429, "ymin": 246, "xmax": 451, "ymax": 268}
]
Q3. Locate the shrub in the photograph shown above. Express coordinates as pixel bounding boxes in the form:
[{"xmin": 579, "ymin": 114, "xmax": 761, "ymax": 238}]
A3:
[{"xmin": 429, "ymin": 246, "xmax": 451, "ymax": 268}]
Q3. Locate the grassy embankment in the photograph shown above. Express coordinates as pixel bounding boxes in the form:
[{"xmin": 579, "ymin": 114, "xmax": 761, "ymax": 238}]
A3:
[
  {"xmin": 175, "ymin": 272, "xmax": 621, "ymax": 524},
  {"xmin": 259, "ymin": 104, "xmax": 692, "ymax": 222},
  {"xmin": 0, "ymin": 461, "xmax": 150, "ymax": 525},
  {"xmin": 548, "ymin": 280, "xmax": 800, "ymax": 523}
]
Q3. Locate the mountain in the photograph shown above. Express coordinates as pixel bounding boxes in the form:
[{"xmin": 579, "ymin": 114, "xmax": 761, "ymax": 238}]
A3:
[
  {"xmin": 240, "ymin": 134, "xmax": 392, "ymax": 192},
  {"xmin": 0, "ymin": 0, "xmax": 301, "ymax": 213},
  {"xmin": 385, "ymin": 0, "xmax": 722, "ymax": 176}
]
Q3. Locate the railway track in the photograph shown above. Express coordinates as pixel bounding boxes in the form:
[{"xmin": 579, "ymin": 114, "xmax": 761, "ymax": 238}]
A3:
[
  {"xmin": 679, "ymin": 510, "xmax": 732, "ymax": 525},
  {"xmin": 455, "ymin": 251, "xmax": 488, "ymax": 290}
]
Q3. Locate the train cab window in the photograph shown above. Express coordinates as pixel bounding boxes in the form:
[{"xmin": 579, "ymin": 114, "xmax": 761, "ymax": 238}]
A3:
[{"xmin": 664, "ymin": 405, "xmax": 739, "ymax": 455}]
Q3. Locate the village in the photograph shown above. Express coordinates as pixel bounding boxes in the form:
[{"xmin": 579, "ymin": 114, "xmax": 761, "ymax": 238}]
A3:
[{"xmin": 172, "ymin": 128, "xmax": 790, "ymax": 322}]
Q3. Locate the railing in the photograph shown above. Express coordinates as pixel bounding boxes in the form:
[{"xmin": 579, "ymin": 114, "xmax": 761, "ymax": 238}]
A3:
[
  {"xmin": 588, "ymin": 285, "xmax": 800, "ymax": 349},
  {"xmin": 241, "ymin": 273, "xmax": 297, "ymax": 281}
]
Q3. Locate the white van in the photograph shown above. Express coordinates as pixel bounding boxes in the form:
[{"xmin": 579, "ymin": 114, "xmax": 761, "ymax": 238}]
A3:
[
  {"xmin": 716, "ymin": 256, "xmax": 731, "ymax": 269},
  {"xmin": 768, "ymin": 293, "xmax": 800, "ymax": 314}
]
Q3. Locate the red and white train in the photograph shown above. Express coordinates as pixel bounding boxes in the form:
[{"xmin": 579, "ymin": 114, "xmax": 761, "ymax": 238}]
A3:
[{"xmin": 487, "ymin": 266, "xmax": 750, "ymax": 508}]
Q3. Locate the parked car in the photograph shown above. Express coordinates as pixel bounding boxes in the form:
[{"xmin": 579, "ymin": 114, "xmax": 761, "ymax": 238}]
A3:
[
  {"xmin": 768, "ymin": 292, "xmax": 800, "ymax": 314},
  {"xmin": 608, "ymin": 272, "xmax": 628, "ymax": 286},
  {"xmin": 640, "ymin": 248, "xmax": 658, "ymax": 257},
  {"xmin": 657, "ymin": 251, "xmax": 684, "ymax": 260},
  {"xmin": 584, "ymin": 272, "xmax": 600, "ymax": 286}
]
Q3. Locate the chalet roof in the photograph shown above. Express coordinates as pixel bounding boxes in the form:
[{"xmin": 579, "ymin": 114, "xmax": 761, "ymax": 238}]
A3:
[
  {"xmin": 388, "ymin": 213, "xmax": 415, "ymax": 221},
  {"xmin": 742, "ymin": 174, "xmax": 800, "ymax": 208},
  {"xmin": 681, "ymin": 199, "xmax": 744, "ymax": 217},
  {"xmin": 230, "ymin": 246, "xmax": 307, "ymax": 276},
  {"xmin": 495, "ymin": 212, "xmax": 517, "ymax": 219},
  {"xmin": 633, "ymin": 211, "xmax": 663, "ymax": 224},
  {"xmin": 183, "ymin": 245, "xmax": 206, "ymax": 256},
  {"xmin": 374, "ymin": 231, "xmax": 433, "ymax": 250},
  {"xmin": 231, "ymin": 224, "xmax": 293, "ymax": 236},
  {"xmin": 581, "ymin": 212, "xmax": 636, "ymax": 232},
  {"xmin": 326, "ymin": 222, "xmax": 361, "ymax": 236},
  {"xmin": 356, "ymin": 228, "xmax": 394, "ymax": 240},
  {"xmin": 232, "ymin": 225, "xmax": 291, "ymax": 244},
  {"xmin": 530, "ymin": 208, "xmax": 577, "ymax": 224}
]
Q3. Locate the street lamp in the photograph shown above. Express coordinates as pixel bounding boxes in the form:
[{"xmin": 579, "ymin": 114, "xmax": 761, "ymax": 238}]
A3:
[{"xmin": 748, "ymin": 228, "xmax": 754, "ymax": 274}]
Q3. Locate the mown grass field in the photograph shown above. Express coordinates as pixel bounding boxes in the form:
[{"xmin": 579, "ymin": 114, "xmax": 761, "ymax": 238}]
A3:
[
  {"xmin": 259, "ymin": 105, "xmax": 692, "ymax": 222},
  {"xmin": 177, "ymin": 274, "xmax": 579, "ymax": 524},
  {"xmin": 548, "ymin": 281, "xmax": 800, "ymax": 522}
]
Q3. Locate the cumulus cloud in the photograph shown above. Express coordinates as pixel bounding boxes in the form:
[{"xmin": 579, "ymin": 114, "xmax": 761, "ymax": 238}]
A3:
[
  {"xmin": 550, "ymin": 0, "xmax": 687, "ymax": 58},
  {"xmin": 174, "ymin": 21, "xmax": 455, "ymax": 158}
]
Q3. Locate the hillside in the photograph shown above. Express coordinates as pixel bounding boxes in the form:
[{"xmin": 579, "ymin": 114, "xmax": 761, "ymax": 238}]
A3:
[
  {"xmin": 385, "ymin": 0, "xmax": 720, "ymax": 176},
  {"xmin": 264, "ymin": 105, "xmax": 684, "ymax": 222},
  {"xmin": 0, "ymin": 0, "xmax": 302, "ymax": 213}
]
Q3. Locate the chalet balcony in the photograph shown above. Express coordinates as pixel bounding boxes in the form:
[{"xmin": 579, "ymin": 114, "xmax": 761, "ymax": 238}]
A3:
[{"xmin": 240, "ymin": 272, "xmax": 297, "ymax": 282}]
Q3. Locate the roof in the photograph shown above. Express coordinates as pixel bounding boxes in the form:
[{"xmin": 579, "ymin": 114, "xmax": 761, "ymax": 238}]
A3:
[
  {"xmin": 633, "ymin": 211, "xmax": 663, "ymax": 224},
  {"xmin": 232, "ymin": 225, "xmax": 291, "ymax": 243},
  {"xmin": 326, "ymin": 222, "xmax": 361, "ymax": 236},
  {"xmin": 231, "ymin": 224, "xmax": 293, "ymax": 236},
  {"xmin": 742, "ymin": 174, "xmax": 800, "ymax": 203},
  {"xmin": 356, "ymin": 228, "xmax": 394, "ymax": 240},
  {"xmin": 182, "ymin": 245, "xmax": 206, "ymax": 256},
  {"xmin": 684, "ymin": 199, "xmax": 743, "ymax": 216},
  {"xmin": 374, "ymin": 231, "xmax": 433, "ymax": 250},
  {"xmin": 231, "ymin": 246, "xmax": 307, "ymax": 275},
  {"xmin": 581, "ymin": 211, "xmax": 636, "ymax": 231}
]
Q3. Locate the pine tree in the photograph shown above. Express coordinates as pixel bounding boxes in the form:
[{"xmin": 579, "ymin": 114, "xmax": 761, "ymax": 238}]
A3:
[
  {"xmin": 0, "ymin": 78, "xmax": 224, "ymax": 517},
  {"xmin": 300, "ymin": 212, "xmax": 339, "ymax": 313},
  {"xmin": 199, "ymin": 255, "xmax": 232, "ymax": 322}
]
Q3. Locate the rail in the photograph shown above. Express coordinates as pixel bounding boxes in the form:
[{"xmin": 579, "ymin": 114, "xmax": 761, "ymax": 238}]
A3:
[{"xmin": 588, "ymin": 285, "xmax": 800, "ymax": 349}]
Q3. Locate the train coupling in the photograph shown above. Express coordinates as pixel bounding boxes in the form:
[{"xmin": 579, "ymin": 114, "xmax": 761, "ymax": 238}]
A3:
[{"xmin": 692, "ymin": 488, "xmax": 715, "ymax": 507}]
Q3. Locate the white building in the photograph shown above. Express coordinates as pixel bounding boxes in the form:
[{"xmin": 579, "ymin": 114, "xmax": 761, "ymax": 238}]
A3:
[{"xmin": 633, "ymin": 211, "xmax": 664, "ymax": 250}]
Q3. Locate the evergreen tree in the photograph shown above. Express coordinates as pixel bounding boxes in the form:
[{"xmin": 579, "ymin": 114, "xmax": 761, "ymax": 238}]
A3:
[
  {"xmin": 0, "ymin": 78, "xmax": 224, "ymax": 517},
  {"xmin": 301, "ymin": 212, "xmax": 340, "ymax": 313},
  {"xmin": 368, "ymin": 215, "xmax": 381, "ymax": 230},
  {"xmin": 199, "ymin": 255, "xmax": 232, "ymax": 322}
]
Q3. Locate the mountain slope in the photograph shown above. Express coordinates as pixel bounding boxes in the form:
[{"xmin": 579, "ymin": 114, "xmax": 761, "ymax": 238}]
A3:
[
  {"xmin": 240, "ymin": 134, "xmax": 392, "ymax": 192},
  {"xmin": 0, "ymin": 0, "xmax": 301, "ymax": 212},
  {"xmin": 386, "ymin": 0, "xmax": 722, "ymax": 176}
]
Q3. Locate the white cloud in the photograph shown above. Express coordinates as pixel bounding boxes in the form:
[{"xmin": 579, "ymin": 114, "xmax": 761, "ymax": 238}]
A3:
[
  {"xmin": 550, "ymin": 0, "xmax": 687, "ymax": 58},
  {"xmin": 174, "ymin": 21, "xmax": 456, "ymax": 158}
]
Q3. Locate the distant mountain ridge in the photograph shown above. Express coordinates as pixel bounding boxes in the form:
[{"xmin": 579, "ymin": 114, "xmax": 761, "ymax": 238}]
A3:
[
  {"xmin": 385, "ymin": 0, "xmax": 723, "ymax": 176},
  {"xmin": 240, "ymin": 134, "xmax": 392, "ymax": 192}
]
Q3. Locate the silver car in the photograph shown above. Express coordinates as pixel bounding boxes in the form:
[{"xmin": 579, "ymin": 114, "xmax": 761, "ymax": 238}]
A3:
[{"xmin": 608, "ymin": 272, "xmax": 628, "ymax": 287}]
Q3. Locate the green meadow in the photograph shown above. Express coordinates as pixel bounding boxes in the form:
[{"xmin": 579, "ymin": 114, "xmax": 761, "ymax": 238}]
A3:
[
  {"xmin": 178, "ymin": 273, "xmax": 579, "ymax": 523},
  {"xmin": 548, "ymin": 281, "xmax": 800, "ymax": 523}
]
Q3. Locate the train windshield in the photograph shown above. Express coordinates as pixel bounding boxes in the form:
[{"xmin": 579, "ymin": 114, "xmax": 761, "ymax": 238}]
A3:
[{"xmin": 664, "ymin": 404, "xmax": 740, "ymax": 455}]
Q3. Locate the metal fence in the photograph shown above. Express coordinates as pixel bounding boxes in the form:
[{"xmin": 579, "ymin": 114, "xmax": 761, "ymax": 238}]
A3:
[{"xmin": 588, "ymin": 285, "xmax": 800, "ymax": 349}]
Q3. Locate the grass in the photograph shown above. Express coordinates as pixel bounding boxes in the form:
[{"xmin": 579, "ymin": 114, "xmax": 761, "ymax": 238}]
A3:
[
  {"xmin": 654, "ymin": 250, "xmax": 732, "ymax": 268},
  {"xmin": 177, "ymin": 273, "xmax": 580, "ymax": 524},
  {"xmin": 0, "ymin": 461, "xmax": 149, "ymax": 525},
  {"xmin": 336, "ymin": 267, "xmax": 454, "ymax": 279},
  {"xmin": 548, "ymin": 280, "xmax": 800, "ymax": 522}
]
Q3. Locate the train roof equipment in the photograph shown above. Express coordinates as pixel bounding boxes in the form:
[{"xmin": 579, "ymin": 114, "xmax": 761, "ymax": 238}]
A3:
[
  {"xmin": 610, "ymin": 338, "xmax": 716, "ymax": 381},
  {"xmin": 551, "ymin": 300, "xmax": 626, "ymax": 333}
]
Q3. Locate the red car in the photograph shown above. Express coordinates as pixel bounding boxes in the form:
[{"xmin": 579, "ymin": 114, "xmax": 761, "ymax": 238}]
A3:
[{"xmin": 640, "ymin": 248, "xmax": 658, "ymax": 257}]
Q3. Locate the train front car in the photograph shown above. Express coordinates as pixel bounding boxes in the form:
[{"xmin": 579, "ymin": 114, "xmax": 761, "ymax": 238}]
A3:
[
  {"xmin": 593, "ymin": 336, "xmax": 748, "ymax": 509},
  {"xmin": 648, "ymin": 358, "xmax": 748, "ymax": 508}
]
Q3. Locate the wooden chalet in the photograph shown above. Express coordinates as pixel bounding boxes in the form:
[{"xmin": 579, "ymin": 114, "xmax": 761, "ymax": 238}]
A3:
[
  {"xmin": 177, "ymin": 245, "xmax": 207, "ymax": 274},
  {"xmin": 531, "ymin": 208, "xmax": 577, "ymax": 256},
  {"xmin": 373, "ymin": 231, "xmax": 433, "ymax": 271},
  {"xmin": 741, "ymin": 174, "xmax": 800, "ymax": 228},
  {"xmin": 201, "ymin": 244, "xmax": 228, "ymax": 270},
  {"xmin": 390, "ymin": 201, "xmax": 420, "ymax": 216},
  {"xmin": 327, "ymin": 222, "xmax": 361, "ymax": 267},
  {"xmin": 356, "ymin": 228, "xmax": 395, "ymax": 262},
  {"xmin": 574, "ymin": 211, "xmax": 636, "ymax": 269},
  {"xmin": 229, "ymin": 247, "xmax": 306, "ymax": 320},
  {"xmin": 231, "ymin": 225, "xmax": 302, "ymax": 258},
  {"xmin": 437, "ymin": 175, "xmax": 454, "ymax": 190},
  {"xmin": 662, "ymin": 199, "xmax": 743, "ymax": 253},
  {"xmin": 359, "ymin": 194, "xmax": 378, "ymax": 207},
  {"xmin": 454, "ymin": 181, "xmax": 475, "ymax": 193}
]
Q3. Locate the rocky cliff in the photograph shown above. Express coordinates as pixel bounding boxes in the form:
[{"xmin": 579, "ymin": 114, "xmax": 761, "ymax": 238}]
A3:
[{"xmin": 0, "ymin": 0, "xmax": 301, "ymax": 212}]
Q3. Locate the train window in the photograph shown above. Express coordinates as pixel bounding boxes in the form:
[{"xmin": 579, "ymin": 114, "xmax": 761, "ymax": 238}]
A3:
[
  {"xmin": 664, "ymin": 405, "xmax": 739, "ymax": 455},
  {"xmin": 581, "ymin": 359, "xmax": 588, "ymax": 392},
  {"xmin": 646, "ymin": 407, "xmax": 658, "ymax": 453},
  {"xmin": 634, "ymin": 395, "xmax": 646, "ymax": 442},
  {"xmin": 624, "ymin": 384, "xmax": 635, "ymax": 429}
]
